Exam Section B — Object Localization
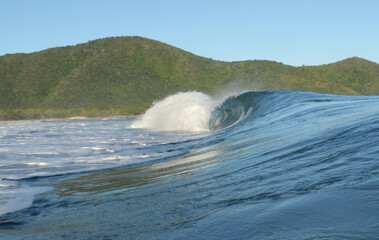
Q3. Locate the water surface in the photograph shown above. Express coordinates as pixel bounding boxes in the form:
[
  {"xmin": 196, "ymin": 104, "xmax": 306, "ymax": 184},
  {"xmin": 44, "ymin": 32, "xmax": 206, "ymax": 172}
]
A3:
[{"xmin": 1, "ymin": 91, "xmax": 379, "ymax": 239}]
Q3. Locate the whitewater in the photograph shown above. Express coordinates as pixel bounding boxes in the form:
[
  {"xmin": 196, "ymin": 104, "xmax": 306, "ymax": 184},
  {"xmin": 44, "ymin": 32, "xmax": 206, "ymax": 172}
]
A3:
[{"xmin": 1, "ymin": 91, "xmax": 379, "ymax": 239}]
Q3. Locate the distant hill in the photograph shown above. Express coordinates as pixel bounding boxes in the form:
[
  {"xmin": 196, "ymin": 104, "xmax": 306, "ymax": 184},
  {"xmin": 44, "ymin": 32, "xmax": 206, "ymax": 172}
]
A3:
[{"xmin": 1, "ymin": 36, "xmax": 379, "ymax": 120}]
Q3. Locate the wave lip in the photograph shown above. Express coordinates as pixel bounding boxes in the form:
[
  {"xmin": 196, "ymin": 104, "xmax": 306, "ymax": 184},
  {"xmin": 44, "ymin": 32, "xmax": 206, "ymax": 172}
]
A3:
[{"xmin": 209, "ymin": 92, "xmax": 259, "ymax": 131}]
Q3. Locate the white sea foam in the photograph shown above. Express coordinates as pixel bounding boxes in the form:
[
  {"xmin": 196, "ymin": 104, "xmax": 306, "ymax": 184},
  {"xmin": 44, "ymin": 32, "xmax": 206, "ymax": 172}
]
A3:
[
  {"xmin": 25, "ymin": 162, "xmax": 49, "ymax": 166},
  {"xmin": 131, "ymin": 92, "xmax": 216, "ymax": 132},
  {"xmin": 0, "ymin": 118, "xmax": 180, "ymax": 215},
  {"xmin": 0, "ymin": 181, "xmax": 52, "ymax": 216}
]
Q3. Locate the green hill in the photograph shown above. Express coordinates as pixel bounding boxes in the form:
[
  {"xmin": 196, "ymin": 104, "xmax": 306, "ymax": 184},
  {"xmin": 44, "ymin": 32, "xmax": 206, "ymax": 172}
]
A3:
[{"xmin": 1, "ymin": 36, "xmax": 379, "ymax": 120}]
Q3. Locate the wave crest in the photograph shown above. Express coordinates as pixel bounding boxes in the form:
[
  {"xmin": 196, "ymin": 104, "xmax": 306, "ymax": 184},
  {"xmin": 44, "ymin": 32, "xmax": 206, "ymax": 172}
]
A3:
[{"xmin": 132, "ymin": 91, "xmax": 263, "ymax": 132}]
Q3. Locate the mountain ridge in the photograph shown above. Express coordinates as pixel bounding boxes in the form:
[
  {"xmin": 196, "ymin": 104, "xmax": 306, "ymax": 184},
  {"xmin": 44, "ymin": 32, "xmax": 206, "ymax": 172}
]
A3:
[{"xmin": 1, "ymin": 36, "xmax": 379, "ymax": 120}]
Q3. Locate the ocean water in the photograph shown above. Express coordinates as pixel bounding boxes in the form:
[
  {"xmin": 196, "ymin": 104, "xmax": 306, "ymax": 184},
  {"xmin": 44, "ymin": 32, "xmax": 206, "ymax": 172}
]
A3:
[{"xmin": 0, "ymin": 91, "xmax": 379, "ymax": 239}]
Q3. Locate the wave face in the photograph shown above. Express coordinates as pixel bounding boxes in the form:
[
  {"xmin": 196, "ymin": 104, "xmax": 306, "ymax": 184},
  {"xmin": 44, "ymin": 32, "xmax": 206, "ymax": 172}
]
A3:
[{"xmin": 1, "ymin": 91, "xmax": 379, "ymax": 239}]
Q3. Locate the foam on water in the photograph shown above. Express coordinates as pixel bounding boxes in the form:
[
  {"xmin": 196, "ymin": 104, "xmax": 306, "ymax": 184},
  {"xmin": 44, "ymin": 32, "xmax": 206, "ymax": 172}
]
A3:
[
  {"xmin": 0, "ymin": 181, "xmax": 52, "ymax": 216},
  {"xmin": 0, "ymin": 118, "xmax": 171, "ymax": 216},
  {"xmin": 131, "ymin": 92, "xmax": 216, "ymax": 132}
]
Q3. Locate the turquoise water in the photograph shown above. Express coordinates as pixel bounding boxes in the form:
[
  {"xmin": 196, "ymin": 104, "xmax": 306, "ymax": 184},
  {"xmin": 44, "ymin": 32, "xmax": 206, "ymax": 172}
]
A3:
[{"xmin": 1, "ymin": 91, "xmax": 379, "ymax": 239}]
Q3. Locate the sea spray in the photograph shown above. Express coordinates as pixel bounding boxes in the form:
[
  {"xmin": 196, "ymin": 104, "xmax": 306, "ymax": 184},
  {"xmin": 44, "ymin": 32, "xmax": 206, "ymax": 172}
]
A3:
[{"xmin": 131, "ymin": 92, "xmax": 216, "ymax": 132}]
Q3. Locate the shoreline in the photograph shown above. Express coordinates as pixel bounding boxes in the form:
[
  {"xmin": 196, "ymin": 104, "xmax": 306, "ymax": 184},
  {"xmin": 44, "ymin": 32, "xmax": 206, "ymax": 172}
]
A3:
[{"xmin": 0, "ymin": 115, "xmax": 143, "ymax": 124}]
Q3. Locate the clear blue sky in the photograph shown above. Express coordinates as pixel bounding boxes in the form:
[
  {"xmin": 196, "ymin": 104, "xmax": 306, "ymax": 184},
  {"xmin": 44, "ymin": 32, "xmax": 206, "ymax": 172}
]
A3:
[{"xmin": 1, "ymin": 0, "xmax": 378, "ymax": 66}]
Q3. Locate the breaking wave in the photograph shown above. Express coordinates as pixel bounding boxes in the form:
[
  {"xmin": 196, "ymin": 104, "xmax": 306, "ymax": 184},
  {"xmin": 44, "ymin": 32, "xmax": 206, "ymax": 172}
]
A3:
[
  {"xmin": 132, "ymin": 91, "xmax": 268, "ymax": 132},
  {"xmin": 131, "ymin": 91, "xmax": 216, "ymax": 132}
]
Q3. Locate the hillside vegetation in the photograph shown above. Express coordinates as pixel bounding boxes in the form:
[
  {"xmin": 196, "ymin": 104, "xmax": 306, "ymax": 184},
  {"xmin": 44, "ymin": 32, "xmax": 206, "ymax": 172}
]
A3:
[{"xmin": 1, "ymin": 36, "xmax": 379, "ymax": 120}]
